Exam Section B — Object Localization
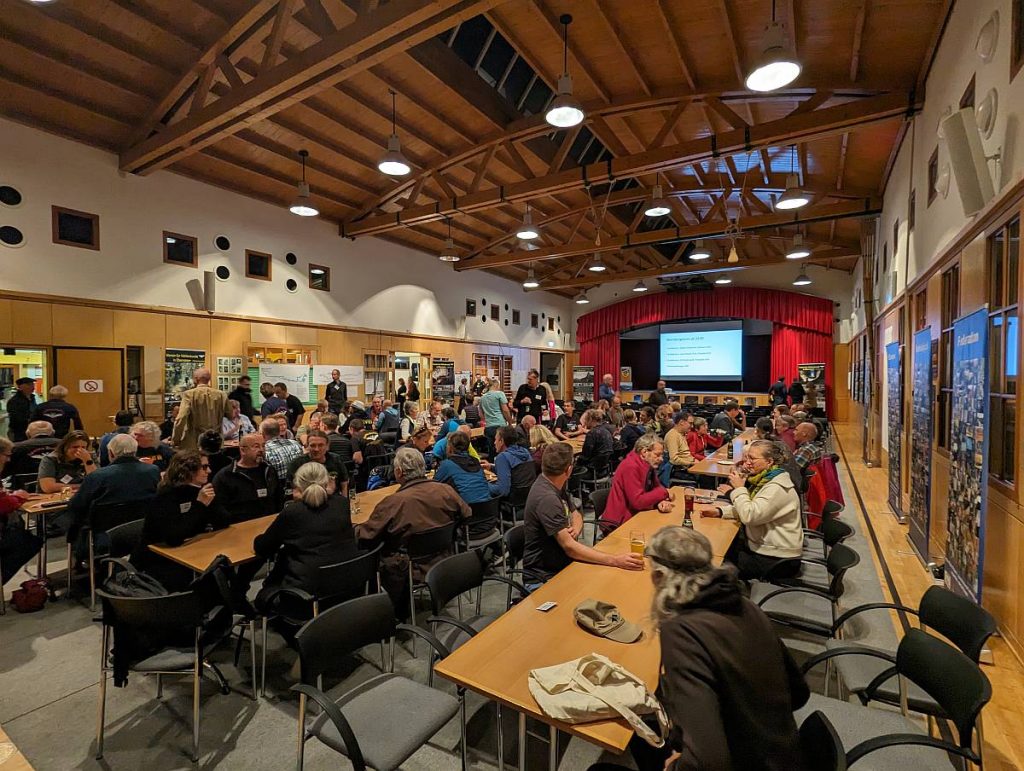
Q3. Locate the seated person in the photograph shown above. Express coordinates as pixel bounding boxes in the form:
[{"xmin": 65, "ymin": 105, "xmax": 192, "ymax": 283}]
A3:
[
  {"xmin": 0, "ymin": 436, "xmax": 44, "ymax": 586},
  {"xmin": 374, "ymin": 399, "xmax": 402, "ymax": 441},
  {"xmin": 261, "ymin": 417, "xmax": 303, "ymax": 479},
  {"xmin": 618, "ymin": 409, "xmax": 645, "ymax": 452},
  {"xmin": 662, "ymin": 413, "xmax": 695, "ymax": 486},
  {"xmin": 523, "ymin": 442, "xmax": 643, "ymax": 585},
  {"xmin": 285, "ymin": 429, "xmax": 349, "ymax": 496},
  {"xmin": 686, "ymin": 416, "xmax": 709, "ymax": 461},
  {"xmin": 606, "ymin": 405, "xmax": 625, "ymax": 432},
  {"xmin": 528, "ymin": 424, "xmax": 559, "ymax": 471},
  {"xmin": 132, "ymin": 450, "xmax": 229, "ymax": 590},
  {"xmin": 460, "ymin": 395, "xmax": 482, "ymax": 428},
  {"xmin": 655, "ymin": 404, "xmax": 675, "ymax": 438},
  {"xmin": 577, "ymin": 409, "xmax": 613, "ymax": 471},
  {"xmin": 431, "ymin": 423, "xmax": 480, "ymax": 463},
  {"xmin": 319, "ymin": 412, "xmax": 347, "ymax": 457},
  {"xmin": 356, "ymin": 447, "xmax": 472, "ymax": 613},
  {"xmin": 221, "ymin": 399, "xmax": 256, "ymax": 441},
  {"xmin": 253, "ymin": 461, "xmax": 358, "ymax": 613},
  {"xmin": 38, "ymin": 430, "xmax": 96, "ymax": 494},
  {"xmin": 515, "ymin": 414, "xmax": 536, "ymax": 447},
  {"xmin": 645, "ymin": 526, "xmax": 809, "ymax": 770},
  {"xmin": 772, "ymin": 403, "xmax": 790, "ymax": 420},
  {"xmin": 488, "ymin": 425, "xmax": 536, "ymax": 498},
  {"xmin": 723, "ymin": 397, "xmax": 747, "ymax": 430},
  {"xmin": 159, "ymin": 404, "xmax": 179, "ymax": 440},
  {"xmin": 709, "ymin": 402, "xmax": 741, "ymax": 444},
  {"xmin": 700, "ymin": 440, "xmax": 803, "ymax": 581},
  {"xmin": 199, "ymin": 429, "xmax": 232, "ymax": 477},
  {"xmin": 433, "ymin": 406, "xmax": 462, "ymax": 440},
  {"xmin": 775, "ymin": 414, "xmax": 798, "ymax": 451},
  {"xmin": 417, "ymin": 399, "xmax": 444, "ymax": 437},
  {"xmin": 433, "ymin": 430, "xmax": 491, "ymax": 504},
  {"xmin": 399, "ymin": 401, "xmax": 420, "ymax": 442},
  {"xmin": 553, "ymin": 400, "xmax": 583, "ymax": 440},
  {"xmin": 793, "ymin": 421, "xmax": 825, "ymax": 470},
  {"xmin": 404, "ymin": 426, "xmax": 438, "ymax": 471},
  {"xmin": 131, "ymin": 420, "xmax": 175, "ymax": 471},
  {"xmin": 98, "ymin": 411, "xmax": 135, "ymax": 466},
  {"xmin": 755, "ymin": 416, "xmax": 779, "ymax": 441},
  {"xmin": 8, "ymin": 421, "xmax": 60, "ymax": 482},
  {"xmin": 639, "ymin": 405, "xmax": 657, "ymax": 432},
  {"xmin": 603, "ymin": 433, "xmax": 674, "ymax": 532},
  {"xmin": 211, "ymin": 433, "xmax": 284, "ymax": 523}
]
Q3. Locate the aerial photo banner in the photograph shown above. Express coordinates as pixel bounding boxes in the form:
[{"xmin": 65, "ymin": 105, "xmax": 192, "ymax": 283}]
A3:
[
  {"xmin": 908, "ymin": 329, "xmax": 933, "ymax": 562},
  {"xmin": 885, "ymin": 342, "xmax": 903, "ymax": 520}
]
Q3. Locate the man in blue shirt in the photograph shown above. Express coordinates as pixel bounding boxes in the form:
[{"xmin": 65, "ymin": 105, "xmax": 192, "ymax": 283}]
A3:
[
  {"xmin": 488, "ymin": 425, "xmax": 536, "ymax": 498},
  {"xmin": 432, "ymin": 424, "xmax": 480, "ymax": 463},
  {"xmin": 98, "ymin": 410, "xmax": 135, "ymax": 466},
  {"xmin": 598, "ymin": 373, "xmax": 617, "ymax": 402}
]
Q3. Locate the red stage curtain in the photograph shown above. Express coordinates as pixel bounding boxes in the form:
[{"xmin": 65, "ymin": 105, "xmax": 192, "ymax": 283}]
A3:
[
  {"xmin": 580, "ymin": 336, "xmax": 620, "ymax": 401},
  {"xmin": 769, "ymin": 323, "xmax": 834, "ymax": 413}
]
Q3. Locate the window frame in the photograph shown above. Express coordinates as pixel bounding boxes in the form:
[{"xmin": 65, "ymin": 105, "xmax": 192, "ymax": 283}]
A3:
[
  {"xmin": 927, "ymin": 148, "xmax": 939, "ymax": 206},
  {"xmin": 244, "ymin": 249, "xmax": 273, "ymax": 282},
  {"xmin": 986, "ymin": 215, "xmax": 1020, "ymax": 489},
  {"xmin": 308, "ymin": 263, "xmax": 331, "ymax": 291},
  {"xmin": 162, "ymin": 231, "xmax": 198, "ymax": 268},
  {"xmin": 1013, "ymin": 0, "xmax": 1024, "ymax": 81},
  {"xmin": 51, "ymin": 205, "xmax": 100, "ymax": 251}
]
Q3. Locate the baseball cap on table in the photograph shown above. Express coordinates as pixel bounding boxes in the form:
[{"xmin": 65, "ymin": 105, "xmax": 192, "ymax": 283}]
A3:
[{"xmin": 574, "ymin": 599, "xmax": 643, "ymax": 643}]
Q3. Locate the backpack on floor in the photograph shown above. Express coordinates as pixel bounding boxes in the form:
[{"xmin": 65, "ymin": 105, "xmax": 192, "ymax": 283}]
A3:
[
  {"xmin": 101, "ymin": 559, "xmax": 168, "ymax": 598},
  {"xmin": 11, "ymin": 578, "xmax": 48, "ymax": 613}
]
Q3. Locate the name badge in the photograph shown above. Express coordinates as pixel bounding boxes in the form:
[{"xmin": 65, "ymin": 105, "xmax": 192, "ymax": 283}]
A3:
[
  {"xmin": 179, "ymin": 502, "xmax": 192, "ymax": 513},
  {"xmin": 60, "ymin": 475, "xmax": 73, "ymax": 484},
  {"xmin": 257, "ymin": 488, "xmax": 268, "ymax": 498}
]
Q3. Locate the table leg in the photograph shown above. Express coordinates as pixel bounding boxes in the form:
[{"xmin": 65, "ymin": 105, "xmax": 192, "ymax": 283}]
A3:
[
  {"xmin": 518, "ymin": 713, "xmax": 526, "ymax": 771},
  {"xmin": 548, "ymin": 724, "xmax": 557, "ymax": 771},
  {"xmin": 36, "ymin": 512, "xmax": 48, "ymax": 581},
  {"xmin": 497, "ymin": 704, "xmax": 504, "ymax": 771}
]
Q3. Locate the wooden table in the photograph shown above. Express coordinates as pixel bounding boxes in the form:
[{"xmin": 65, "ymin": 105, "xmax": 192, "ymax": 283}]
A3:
[
  {"xmin": 688, "ymin": 428, "xmax": 757, "ymax": 478},
  {"xmin": 434, "ymin": 502, "xmax": 739, "ymax": 765},
  {"xmin": 470, "ymin": 426, "xmax": 485, "ymax": 439},
  {"xmin": 565, "ymin": 437, "xmax": 585, "ymax": 455},
  {"xmin": 20, "ymin": 492, "xmax": 69, "ymax": 580}
]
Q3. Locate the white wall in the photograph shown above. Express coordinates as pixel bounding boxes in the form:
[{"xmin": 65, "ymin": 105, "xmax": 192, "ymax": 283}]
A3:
[{"xmin": 0, "ymin": 118, "xmax": 573, "ymax": 349}]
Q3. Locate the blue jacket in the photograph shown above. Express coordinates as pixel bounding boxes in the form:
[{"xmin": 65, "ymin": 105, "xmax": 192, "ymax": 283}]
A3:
[
  {"xmin": 435, "ymin": 417, "xmax": 464, "ymax": 440},
  {"xmin": 67, "ymin": 456, "xmax": 161, "ymax": 533},
  {"xmin": 433, "ymin": 454, "xmax": 492, "ymax": 504},
  {"xmin": 489, "ymin": 444, "xmax": 536, "ymax": 498},
  {"xmin": 98, "ymin": 426, "xmax": 133, "ymax": 466}
]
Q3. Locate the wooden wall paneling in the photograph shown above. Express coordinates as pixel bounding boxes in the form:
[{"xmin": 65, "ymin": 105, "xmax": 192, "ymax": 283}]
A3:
[
  {"xmin": 0, "ymin": 300, "xmax": 13, "ymax": 343},
  {"xmin": 284, "ymin": 325, "xmax": 318, "ymax": 346},
  {"xmin": 249, "ymin": 322, "xmax": 288, "ymax": 345},
  {"xmin": 833, "ymin": 342, "xmax": 850, "ymax": 422},
  {"xmin": 210, "ymin": 319, "xmax": 249, "ymax": 355},
  {"xmin": 931, "ymin": 453, "xmax": 950, "ymax": 562},
  {"xmin": 960, "ymin": 232, "xmax": 988, "ymax": 314},
  {"xmin": 10, "ymin": 301, "xmax": 53, "ymax": 345},
  {"xmin": 982, "ymin": 487, "xmax": 1022, "ymax": 655},
  {"xmin": 112, "ymin": 310, "xmax": 166, "ymax": 348},
  {"xmin": 50, "ymin": 305, "xmax": 115, "ymax": 347},
  {"xmin": 165, "ymin": 315, "xmax": 211, "ymax": 355},
  {"xmin": 926, "ymin": 270, "xmax": 942, "ymax": 333}
]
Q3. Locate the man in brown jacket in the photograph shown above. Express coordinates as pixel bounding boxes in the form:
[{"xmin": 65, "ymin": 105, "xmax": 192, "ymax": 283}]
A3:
[
  {"xmin": 356, "ymin": 446, "xmax": 471, "ymax": 615},
  {"xmin": 171, "ymin": 367, "xmax": 229, "ymax": 450}
]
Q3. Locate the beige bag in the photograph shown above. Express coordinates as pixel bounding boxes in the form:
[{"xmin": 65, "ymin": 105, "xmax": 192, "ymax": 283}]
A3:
[{"xmin": 528, "ymin": 653, "xmax": 668, "ymax": 747}]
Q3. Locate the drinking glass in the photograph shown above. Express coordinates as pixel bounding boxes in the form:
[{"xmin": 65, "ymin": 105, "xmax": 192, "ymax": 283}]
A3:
[{"xmin": 629, "ymin": 530, "xmax": 646, "ymax": 555}]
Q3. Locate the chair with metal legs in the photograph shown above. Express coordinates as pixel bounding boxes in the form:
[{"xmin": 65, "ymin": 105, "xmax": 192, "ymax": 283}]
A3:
[{"xmin": 402, "ymin": 521, "xmax": 457, "ymax": 651}]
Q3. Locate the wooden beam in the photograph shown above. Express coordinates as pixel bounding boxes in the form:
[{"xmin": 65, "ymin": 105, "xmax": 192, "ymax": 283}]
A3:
[
  {"xmin": 217, "ymin": 54, "xmax": 245, "ymax": 88},
  {"xmin": 261, "ymin": 0, "xmax": 297, "ymax": 74},
  {"xmin": 527, "ymin": 0, "xmax": 611, "ymax": 103},
  {"xmin": 302, "ymin": 0, "xmax": 336, "ymax": 36},
  {"xmin": 460, "ymin": 199, "xmax": 881, "ymax": 270},
  {"xmin": 652, "ymin": 0, "xmax": 696, "ymax": 90},
  {"xmin": 500, "ymin": 140, "xmax": 534, "ymax": 180},
  {"xmin": 189, "ymin": 64, "xmax": 216, "ymax": 115},
  {"xmin": 758, "ymin": 147, "xmax": 772, "ymax": 185},
  {"xmin": 836, "ymin": 132, "xmax": 850, "ymax": 192},
  {"xmin": 648, "ymin": 100, "xmax": 690, "ymax": 150},
  {"xmin": 547, "ymin": 126, "xmax": 581, "ymax": 175},
  {"xmin": 705, "ymin": 96, "xmax": 749, "ymax": 129},
  {"xmin": 783, "ymin": 0, "xmax": 798, "ymax": 58},
  {"xmin": 470, "ymin": 142, "xmax": 498, "ymax": 194},
  {"xmin": 589, "ymin": 0, "xmax": 651, "ymax": 96},
  {"xmin": 403, "ymin": 174, "xmax": 429, "ymax": 208},
  {"xmin": 797, "ymin": 143, "xmax": 807, "ymax": 188},
  {"xmin": 120, "ymin": 0, "xmax": 505, "ymax": 173},
  {"xmin": 344, "ymin": 92, "xmax": 910, "ymax": 237},
  {"xmin": 787, "ymin": 90, "xmax": 833, "ymax": 117},
  {"xmin": 850, "ymin": 0, "xmax": 867, "ymax": 82},
  {"xmin": 717, "ymin": 0, "xmax": 745, "ymax": 85}
]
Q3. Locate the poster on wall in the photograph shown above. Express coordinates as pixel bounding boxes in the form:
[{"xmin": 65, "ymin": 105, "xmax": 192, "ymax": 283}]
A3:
[
  {"xmin": 619, "ymin": 366, "xmax": 633, "ymax": 392},
  {"xmin": 258, "ymin": 364, "xmax": 310, "ymax": 405},
  {"xmin": 885, "ymin": 342, "xmax": 904, "ymax": 521},
  {"xmin": 797, "ymin": 362, "xmax": 825, "ymax": 412},
  {"xmin": 908, "ymin": 328, "xmax": 934, "ymax": 563},
  {"xmin": 164, "ymin": 349, "xmax": 207, "ymax": 418},
  {"xmin": 431, "ymin": 358, "xmax": 455, "ymax": 404},
  {"xmin": 311, "ymin": 365, "xmax": 363, "ymax": 389},
  {"xmin": 572, "ymin": 365, "xmax": 595, "ymax": 403},
  {"xmin": 945, "ymin": 309, "xmax": 989, "ymax": 602}
]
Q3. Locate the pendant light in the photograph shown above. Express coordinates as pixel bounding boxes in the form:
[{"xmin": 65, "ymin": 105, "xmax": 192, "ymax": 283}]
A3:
[
  {"xmin": 713, "ymin": 274, "xmax": 733, "ymax": 285},
  {"xmin": 786, "ymin": 233, "xmax": 811, "ymax": 259},
  {"xmin": 745, "ymin": 0, "xmax": 801, "ymax": 92},
  {"xmin": 574, "ymin": 290, "xmax": 591, "ymax": 304},
  {"xmin": 288, "ymin": 150, "xmax": 319, "ymax": 217},
  {"xmin": 516, "ymin": 204, "xmax": 540, "ymax": 240},
  {"xmin": 378, "ymin": 89, "xmax": 411, "ymax": 176},
  {"xmin": 775, "ymin": 145, "xmax": 809, "ymax": 210},
  {"xmin": 438, "ymin": 218, "xmax": 459, "ymax": 262},
  {"xmin": 588, "ymin": 253, "xmax": 606, "ymax": 272},
  {"xmin": 726, "ymin": 242, "xmax": 740, "ymax": 263},
  {"xmin": 792, "ymin": 268, "xmax": 812, "ymax": 286},
  {"xmin": 644, "ymin": 185, "xmax": 671, "ymax": 217},
  {"xmin": 522, "ymin": 266, "xmax": 540, "ymax": 288},
  {"xmin": 689, "ymin": 239, "xmax": 711, "ymax": 260},
  {"xmin": 632, "ymin": 280, "xmax": 649, "ymax": 292},
  {"xmin": 545, "ymin": 15, "xmax": 585, "ymax": 128}
]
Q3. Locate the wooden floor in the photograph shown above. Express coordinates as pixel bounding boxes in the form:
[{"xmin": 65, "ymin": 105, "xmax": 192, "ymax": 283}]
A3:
[{"xmin": 833, "ymin": 421, "xmax": 1024, "ymax": 771}]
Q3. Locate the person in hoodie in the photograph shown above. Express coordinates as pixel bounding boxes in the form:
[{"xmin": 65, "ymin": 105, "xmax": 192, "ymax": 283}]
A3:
[
  {"xmin": 602, "ymin": 433, "xmax": 674, "ymax": 533},
  {"xmin": 642, "ymin": 525, "xmax": 809, "ymax": 771},
  {"xmin": 432, "ymin": 430, "xmax": 491, "ymax": 505},
  {"xmin": 487, "ymin": 425, "xmax": 536, "ymax": 498}
]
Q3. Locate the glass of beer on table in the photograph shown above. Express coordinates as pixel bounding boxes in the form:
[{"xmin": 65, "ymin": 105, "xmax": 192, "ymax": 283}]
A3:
[{"xmin": 629, "ymin": 530, "xmax": 646, "ymax": 557}]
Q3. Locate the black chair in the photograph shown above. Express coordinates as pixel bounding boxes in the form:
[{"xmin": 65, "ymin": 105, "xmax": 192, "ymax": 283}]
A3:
[
  {"xmin": 501, "ymin": 524, "xmax": 536, "ymax": 605},
  {"xmin": 403, "ymin": 521, "xmax": 457, "ymax": 647},
  {"xmin": 291, "ymin": 593, "xmax": 466, "ymax": 771},
  {"xmin": 67, "ymin": 500, "xmax": 147, "ymax": 610},
  {"xmin": 799, "ymin": 711, "xmax": 847, "ymax": 771},
  {"xmin": 95, "ymin": 588, "xmax": 232, "ymax": 761},
  {"xmin": 803, "ymin": 515, "xmax": 854, "ymax": 561},
  {"xmin": 796, "ymin": 630, "xmax": 991, "ymax": 771},
  {"xmin": 569, "ymin": 452, "xmax": 611, "ymax": 506},
  {"xmin": 582, "ymin": 486, "xmax": 614, "ymax": 546},
  {"xmin": 460, "ymin": 498, "xmax": 502, "ymax": 554},
  {"xmin": 499, "ymin": 484, "xmax": 530, "ymax": 532}
]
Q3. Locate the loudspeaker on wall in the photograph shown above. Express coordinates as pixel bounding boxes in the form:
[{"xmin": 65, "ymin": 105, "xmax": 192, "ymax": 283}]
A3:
[
  {"xmin": 941, "ymin": 106, "xmax": 995, "ymax": 216},
  {"xmin": 203, "ymin": 270, "xmax": 216, "ymax": 313}
]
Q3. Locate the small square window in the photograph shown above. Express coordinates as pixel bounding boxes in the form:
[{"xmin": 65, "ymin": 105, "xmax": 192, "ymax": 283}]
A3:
[
  {"xmin": 466, "ymin": 299, "xmax": 477, "ymax": 317},
  {"xmin": 308, "ymin": 264, "xmax": 330, "ymax": 291},
  {"xmin": 547, "ymin": 317, "xmax": 555, "ymax": 331},
  {"xmin": 893, "ymin": 219, "xmax": 899, "ymax": 254},
  {"xmin": 163, "ymin": 231, "xmax": 197, "ymax": 267},
  {"xmin": 927, "ymin": 148, "xmax": 939, "ymax": 205},
  {"xmin": 245, "ymin": 249, "xmax": 272, "ymax": 281},
  {"xmin": 531, "ymin": 313, "xmax": 539, "ymax": 329},
  {"xmin": 512, "ymin": 309, "xmax": 521, "ymax": 325},
  {"xmin": 490, "ymin": 303, "xmax": 499, "ymax": 321},
  {"xmin": 52, "ymin": 206, "xmax": 99, "ymax": 250}
]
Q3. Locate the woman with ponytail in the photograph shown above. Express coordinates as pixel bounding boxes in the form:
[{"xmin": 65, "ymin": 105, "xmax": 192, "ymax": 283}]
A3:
[{"xmin": 252, "ymin": 461, "xmax": 358, "ymax": 612}]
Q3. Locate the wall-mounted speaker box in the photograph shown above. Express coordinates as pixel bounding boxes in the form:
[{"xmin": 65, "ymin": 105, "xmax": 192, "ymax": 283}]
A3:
[
  {"xmin": 203, "ymin": 270, "xmax": 216, "ymax": 313},
  {"xmin": 941, "ymin": 106, "xmax": 995, "ymax": 216}
]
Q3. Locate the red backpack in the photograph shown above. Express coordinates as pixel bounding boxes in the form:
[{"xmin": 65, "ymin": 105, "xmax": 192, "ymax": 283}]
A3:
[{"xmin": 11, "ymin": 578, "xmax": 48, "ymax": 613}]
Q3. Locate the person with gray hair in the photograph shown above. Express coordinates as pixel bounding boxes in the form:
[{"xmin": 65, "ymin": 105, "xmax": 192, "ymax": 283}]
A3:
[
  {"xmin": 171, "ymin": 365, "xmax": 229, "ymax": 451},
  {"xmin": 643, "ymin": 525, "xmax": 809, "ymax": 771},
  {"xmin": 30, "ymin": 384, "xmax": 84, "ymax": 438},
  {"xmin": 131, "ymin": 420, "xmax": 174, "ymax": 470},
  {"xmin": 602, "ymin": 432, "xmax": 674, "ymax": 532},
  {"xmin": 356, "ymin": 446, "xmax": 471, "ymax": 613}
]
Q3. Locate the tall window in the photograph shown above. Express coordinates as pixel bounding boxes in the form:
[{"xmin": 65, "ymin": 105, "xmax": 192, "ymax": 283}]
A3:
[
  {"xmin": 928, "ymin": 148, "xmax": 939, "ymax": 206},
  {"xmin": 914, "ymin": 289, "xmax": 927, "ymax": 332},
  {"xmin": 987, "ymin": 217, "xmax": 1019, "ymax": 485},
  {"xmin": 1013, "ymin": 0, "xmax": 1024, "ymax": 79},
  {"xmin": 938, "ymin": 264, "xmax": 961, "ymax": 449}
]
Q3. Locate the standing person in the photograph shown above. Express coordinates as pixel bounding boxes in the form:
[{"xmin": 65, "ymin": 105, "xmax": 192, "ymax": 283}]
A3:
[
  {"xmin": 6, "ymin": 377, "xmax": 38, "ymax": 442},
  {"xmin": 479, "ymin": 378, "xmax": 512, "ymax": 457},
  {"xmin": 395, "ymin": 377, "xmax": 407, "ymax": 411},
  {"xmin": 648, "ymin": 380, "xmax": 669, "ymax": 407},
  {"xmin": 406, "ymin": 378, "xmax": 420, "ymax": 405},
  {"xmin": 273, "ymin": 382, "xmax": 306, "ymax": 431},
  {"xmin": 788, "ymin": 376, "xmax": 806, "ymax": 406},
  {"xmin": 31, "ymin": 385, "xmax": 84, "ymax": 439},
  {"xmin": 171, "ymin": 367, "xmax": 229, "ymax": 451},
  {"xmin": 456, "ymin": 377, "xmax": 468, "ymax": 414},
  {"xmin": 768, "ymin": 376, "xmax": 789, "ymax": 406},
  {"xmin": 598, "ymin": 373, "xmax": 617, "ymax": 402},
  {"xmin": 325, "ymin": 369, "xmax": 348, "ymax": 415},
  {"xmin": 513, "ymin": 369, "xmax": 546, "ymax": 424},
  {"xmin": 228, "ymin": 375, "xmax": 256, "ymax": 419}
]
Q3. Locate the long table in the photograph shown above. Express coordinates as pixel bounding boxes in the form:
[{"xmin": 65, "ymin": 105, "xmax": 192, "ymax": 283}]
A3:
[
  {"xmin": 688, "ymin": 427, "xmax": 757, "ymax": 478},
  {"xmin": 433, "ymin": 499, "xmax": 739, "ymax": 763},
  {"xmin": 19, "ymin": 493, "xmax": 70, "ymax": 579}
]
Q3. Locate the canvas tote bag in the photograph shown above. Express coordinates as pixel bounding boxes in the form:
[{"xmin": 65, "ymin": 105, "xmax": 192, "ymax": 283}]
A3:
[{"xmin": 528, "ymin": 652, "xmax": 668, "ymax": 747}]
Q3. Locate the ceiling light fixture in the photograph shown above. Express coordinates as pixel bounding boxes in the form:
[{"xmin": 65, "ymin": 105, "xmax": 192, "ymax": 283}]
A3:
[
  {"xmin": 516, "ymin": 204, "xmax": 540, "ymax": 240},
  {"xmin": 288, "ymin": 149, "xmax": 319, "ymax": 217},
  {"xmin": 786, "ymin": 233, "xmax": 811, "ymax": 259},
  {"xmin": 378, "ymin": 89, "xmax": 411, "ymax": 176},
  {"xmin": 775, "ymin": 145, "xmax": 809, "ymax": 210},
  {"xmin": 588, "ymin": 253, "xmax": 606, "ymax": 272},
  {"xmin": 689, "ymin": 239, "xmax": 711, "ymax": 260},
  {"xmin": 644, "ymin": 185, "xmax": 671, "ymax": 217},
  {"xmin": 545, "ymin": 14, "xmax": 585, "ymax": 128},
  {"xmin": 574, "ymin": 290, "xmax": 591, "ymax": 304},
  {"xmin": 727, "ymin": 242, "xmax": 740, "ymax": 263},
  {"xmin": 792, "ymin": 268, "xmax": 812, "ymax": 286},
  {"xmin": 310, "ymin": 267, "xmax": 326, "ymax": 276},
  {"xmin": 745, "ymin": 0, "xmax": 801, "ymax": 92},
  {"xmin": 522, "ymin": 266, "xmax": 540, "ymax": 289},
  {"xmin": 632, "ymin": 280, "xmax": 649, "ymax": 292},
  {"xmin": 713, "ymin": 274, "xmax": 733, "ymax": 285},
  {"xmin": 438, "ymin": 218, "xmax": 459, "ymax": 262}
]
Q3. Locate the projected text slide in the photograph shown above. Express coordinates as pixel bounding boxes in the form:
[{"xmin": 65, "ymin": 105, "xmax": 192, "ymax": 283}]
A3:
[{"xmin": 660, "ymin": 329, "xmax": 743, "ymax": 379}]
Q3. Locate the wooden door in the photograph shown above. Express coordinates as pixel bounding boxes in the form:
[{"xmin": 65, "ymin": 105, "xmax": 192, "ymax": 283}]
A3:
[{"xmin": 54, "ymin": 347, "xmax": 124, "ymax": 437}]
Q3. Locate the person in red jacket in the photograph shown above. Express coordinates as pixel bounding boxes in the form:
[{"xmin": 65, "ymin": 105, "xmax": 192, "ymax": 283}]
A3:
[
  {"xmin": 0, "ymin": 437, "xmax": 44, "ymax": 586},
  {"xmin": 602, "ymin": 433, "xmax": 675, "ymax": 533},
  {"xmin": 686, "ymin": 416, "xmax": 709, "ymax": 461}
]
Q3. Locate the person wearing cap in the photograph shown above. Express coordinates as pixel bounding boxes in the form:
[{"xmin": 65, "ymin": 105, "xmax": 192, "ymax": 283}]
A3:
[
  {"xmin": 6, "ymin": 377, "xmax": 39, "ymax": 442},
  {"xmin": 603, "ymin": 433, "xmax": 674, "ymax": 533},
  {"xmin": 523, "ymin": 442, "xmax": 642, "ymax": 586},
  {"xmin": 643, "ymin": 525, "xmax": 808, "ymax": 771},
  {"xmin": 98, "ymin": 410, "xmax": 135, "ymax": 466}
]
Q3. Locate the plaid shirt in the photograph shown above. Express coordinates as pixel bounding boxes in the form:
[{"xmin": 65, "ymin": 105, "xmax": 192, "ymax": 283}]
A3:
[
  {"xmin": 793, "ymin": 440, "xmax": 825, "ymax": 470},
  {"xmin": 264, "ymin": 437, "xmax": 303, "ymax": 478}
]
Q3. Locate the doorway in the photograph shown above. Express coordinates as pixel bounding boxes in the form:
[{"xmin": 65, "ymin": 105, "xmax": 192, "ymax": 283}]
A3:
[
  {"xmin": 394, "ymin": 351, "xmax": 430, "ymax": 406},
  {"xmin": 54, "ymin": 347, "xmax": 125, "ymax": 437},
  {"xmin": 0, "ymin": 348, "xmax": 48, "ymax": 438},
  {"xmin": 540, "ymin": 352, "xmax": 564, "ymax": 399}
]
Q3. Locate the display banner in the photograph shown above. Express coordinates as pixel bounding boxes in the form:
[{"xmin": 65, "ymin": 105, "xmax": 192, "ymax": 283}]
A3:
[
  {"xmin": 572, "ymin": 365, "xmax": 595, "ymax": 402},
  {"xmin": 431, "ymin": 358, "xmax": 455, "ymax": 404},
  {"xmin": 908, "ymin": 329, "xmax": 933, "ymax": 561},
  {"xmin": 619, "ymin": 366, "xmax": 632, "ymax": 391},
  {"xmin": 797, "ymin": 362, "xmax": 825, "ymax": 411},
  {"xmin": 885, "ymin": 343, "xmax": 903, "ymax": 519},
  {"xmin": 164, "ymin": 349, "xmax": 206, "ymax": 417},
  {"xmin": 946, "ymin": 309, "xmax": 989, "ymax": 601}
]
